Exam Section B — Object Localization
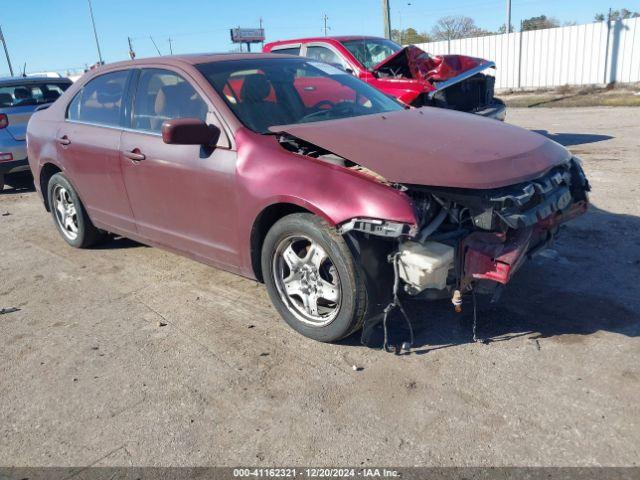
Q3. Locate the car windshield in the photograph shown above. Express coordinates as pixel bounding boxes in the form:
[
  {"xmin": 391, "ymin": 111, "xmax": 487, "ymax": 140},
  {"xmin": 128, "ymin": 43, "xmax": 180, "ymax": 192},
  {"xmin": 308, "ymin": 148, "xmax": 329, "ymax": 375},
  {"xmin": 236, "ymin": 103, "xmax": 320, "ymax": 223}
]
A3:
[
  {"xmin": 197, "ymin": 58, "xmax": 403, "ymax": 134},
  {"xmin": 0, "ymin": 82, "xmax": 70, "ymax": 108},
  {"xmin": 341, "ymin": 38, "xmax": 403, "ymax": 70}
]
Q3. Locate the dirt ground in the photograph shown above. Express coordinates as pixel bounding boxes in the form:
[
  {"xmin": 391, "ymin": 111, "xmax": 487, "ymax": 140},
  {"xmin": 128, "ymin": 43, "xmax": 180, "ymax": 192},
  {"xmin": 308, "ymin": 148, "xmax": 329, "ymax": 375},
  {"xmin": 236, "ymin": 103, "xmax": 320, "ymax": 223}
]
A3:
[{"xmin": 0, "ymin": 107, "xmax": 639, "ymax": 467}]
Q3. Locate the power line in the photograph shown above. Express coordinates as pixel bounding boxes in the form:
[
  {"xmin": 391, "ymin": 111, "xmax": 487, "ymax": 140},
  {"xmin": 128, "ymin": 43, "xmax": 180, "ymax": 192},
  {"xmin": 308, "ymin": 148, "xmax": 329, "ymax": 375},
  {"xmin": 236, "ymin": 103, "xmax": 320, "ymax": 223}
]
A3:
[{"xmin": 149, "ymin": 36, "xmax": 162, "ymax": 55}]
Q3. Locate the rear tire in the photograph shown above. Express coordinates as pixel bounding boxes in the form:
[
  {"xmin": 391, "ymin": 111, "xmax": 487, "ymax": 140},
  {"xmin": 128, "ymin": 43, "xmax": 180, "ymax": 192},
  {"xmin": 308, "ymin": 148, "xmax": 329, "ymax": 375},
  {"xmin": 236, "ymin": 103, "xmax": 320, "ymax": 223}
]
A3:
[
  {"xmin": 47, "ymin": 173, "xmax": 104, "ymax": 248},
  {"xmin": 261, "ymin": 213, "xmax": 368, "ymax": 342}
]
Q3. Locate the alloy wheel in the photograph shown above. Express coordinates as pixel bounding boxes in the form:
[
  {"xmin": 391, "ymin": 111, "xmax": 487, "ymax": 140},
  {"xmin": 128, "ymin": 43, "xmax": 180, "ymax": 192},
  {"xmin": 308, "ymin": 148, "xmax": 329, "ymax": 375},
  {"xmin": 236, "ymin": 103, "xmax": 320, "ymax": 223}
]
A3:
[
  {"xmin": 272, "ymin": 235, "xmax": 342, "ymax": 326},
  {"xmin": 52, "ymin": 185, "xmax": 79, "ymax": 241}
]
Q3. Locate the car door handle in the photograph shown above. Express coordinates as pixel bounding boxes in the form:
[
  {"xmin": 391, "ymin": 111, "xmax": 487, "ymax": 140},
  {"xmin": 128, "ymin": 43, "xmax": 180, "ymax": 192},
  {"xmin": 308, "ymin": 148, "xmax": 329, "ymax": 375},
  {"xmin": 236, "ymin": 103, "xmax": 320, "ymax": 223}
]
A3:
[
  {"xmin": 122, "ymin": 149, "xmax": 146, "ymax": 162},
  {"xmin": 58, "ymin": 136, "xmax": 71, "ymax": 146}
]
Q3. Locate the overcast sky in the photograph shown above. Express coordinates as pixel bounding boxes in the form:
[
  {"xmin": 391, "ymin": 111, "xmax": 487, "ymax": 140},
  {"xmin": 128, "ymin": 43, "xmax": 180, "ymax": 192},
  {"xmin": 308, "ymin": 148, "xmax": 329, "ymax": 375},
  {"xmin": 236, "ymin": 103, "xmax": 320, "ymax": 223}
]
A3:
[{"xmin": 0, "ymin": 0, "xmax": 629, "ymax": 75}]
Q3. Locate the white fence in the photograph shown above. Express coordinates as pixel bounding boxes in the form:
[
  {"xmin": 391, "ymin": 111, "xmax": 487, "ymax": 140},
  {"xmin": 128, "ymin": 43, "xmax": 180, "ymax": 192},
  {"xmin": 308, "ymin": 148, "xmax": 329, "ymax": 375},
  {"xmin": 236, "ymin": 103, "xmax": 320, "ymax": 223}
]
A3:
[{"xmin": 414, "ymin": 17, "xmax": 640, "ymax": 90}]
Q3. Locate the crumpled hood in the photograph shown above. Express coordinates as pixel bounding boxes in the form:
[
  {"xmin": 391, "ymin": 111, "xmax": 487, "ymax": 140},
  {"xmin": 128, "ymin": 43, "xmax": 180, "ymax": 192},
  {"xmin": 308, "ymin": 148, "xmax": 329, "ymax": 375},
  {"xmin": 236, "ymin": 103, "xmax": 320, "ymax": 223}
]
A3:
[
  {"xmin": 271, "ymin": 108, "xmax": 571, "ymax": 189},
  {"xmin": 372, "ymin": 45, "xmax": 493, "ymax": 82}
]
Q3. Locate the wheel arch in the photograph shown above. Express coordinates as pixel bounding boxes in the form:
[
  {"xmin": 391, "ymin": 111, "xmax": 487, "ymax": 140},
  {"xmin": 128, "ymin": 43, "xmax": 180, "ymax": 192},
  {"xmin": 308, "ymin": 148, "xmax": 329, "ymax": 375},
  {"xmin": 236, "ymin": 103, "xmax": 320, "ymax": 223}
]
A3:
[
  {"xmin": 250, "ymin": 201, "xmax": 327, "ymax": 282},
  {"xmin": 39, "ymin": 162, "xmax": 63, "ymax": 211}
]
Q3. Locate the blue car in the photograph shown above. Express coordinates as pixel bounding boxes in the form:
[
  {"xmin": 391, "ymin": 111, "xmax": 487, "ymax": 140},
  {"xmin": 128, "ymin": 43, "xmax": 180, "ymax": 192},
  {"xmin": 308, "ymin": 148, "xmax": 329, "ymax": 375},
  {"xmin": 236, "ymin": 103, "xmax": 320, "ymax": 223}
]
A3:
[{"xmin": 0, "ymin": 76, "xmax": 72, "ymax": 190}]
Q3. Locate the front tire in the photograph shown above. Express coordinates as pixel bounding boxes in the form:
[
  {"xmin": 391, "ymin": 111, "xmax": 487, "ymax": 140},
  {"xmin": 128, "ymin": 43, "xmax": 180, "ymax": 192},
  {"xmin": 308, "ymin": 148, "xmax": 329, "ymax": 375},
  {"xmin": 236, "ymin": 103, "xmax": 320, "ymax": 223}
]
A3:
[
  {"xmin": 47, "ymin": 172, "xmax": 104, "ymax": 248},
  {"xmin": 262, "ymin": 213, "xmax": 368, "ymax": 342},
  {"xmin": 0, "ymin": 173, "xmax": 4, "ymax": 191}
]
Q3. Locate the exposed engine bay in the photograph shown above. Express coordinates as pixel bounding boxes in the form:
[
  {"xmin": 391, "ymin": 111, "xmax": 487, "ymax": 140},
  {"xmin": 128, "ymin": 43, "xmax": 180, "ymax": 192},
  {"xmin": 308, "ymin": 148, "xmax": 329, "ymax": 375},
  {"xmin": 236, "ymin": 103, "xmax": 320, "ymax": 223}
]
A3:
[
  {"xmin": 397, "ymin": 158, "xmax": 589, "ymax": 297},
  {"xmin": 278, "ymin": 133, "xmax": 591, "ymax": 309}
]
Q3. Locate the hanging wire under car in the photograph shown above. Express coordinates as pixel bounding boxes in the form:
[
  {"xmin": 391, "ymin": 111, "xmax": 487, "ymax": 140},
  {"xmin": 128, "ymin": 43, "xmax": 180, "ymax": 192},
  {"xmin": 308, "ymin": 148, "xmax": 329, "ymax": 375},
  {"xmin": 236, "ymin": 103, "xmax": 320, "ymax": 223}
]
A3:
[{"xmin": 361, "ymin": 251, "xmax": 415, "ymax": 353}]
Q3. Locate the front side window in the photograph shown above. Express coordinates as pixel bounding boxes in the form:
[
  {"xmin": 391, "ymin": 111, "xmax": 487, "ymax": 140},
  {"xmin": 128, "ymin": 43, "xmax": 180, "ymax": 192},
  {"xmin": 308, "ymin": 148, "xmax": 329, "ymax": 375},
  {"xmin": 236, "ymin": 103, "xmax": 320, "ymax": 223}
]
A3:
[
  {"xmin": 132, "ymin": 69, "xmax": 208, "ymax": 133},
  {"xmin": 305, "ymin": 46, "xmax": 347, "ymax": 70},
  {"xmin": 67, "ymin": 70, "xmax": 129, "ymax": 127},
  {"xmin": 0, "ymin": 82, "xmax": 70, "ymax": 108},
  {"xmin": 197, "ymin": 58, "xmax": 402, "ymax": 134},
  {"xmin": 341, "ymin": 38, "xmax": 403, "ymax": 70}
]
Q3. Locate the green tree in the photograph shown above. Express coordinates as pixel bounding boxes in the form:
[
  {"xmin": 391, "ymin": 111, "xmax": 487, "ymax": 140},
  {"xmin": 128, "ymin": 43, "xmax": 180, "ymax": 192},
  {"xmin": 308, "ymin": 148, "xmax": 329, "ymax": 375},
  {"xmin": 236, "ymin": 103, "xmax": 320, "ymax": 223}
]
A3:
[
  {"xmin": 392, "ymin": 27, "xmax": 432, "ymax": 44},
  {"xmin": 521, "ymin": 15, "xmax": 560, "ymax": 31},
  {"xmin": 595, "ymin": 8, "xmax": 639, "ymax": 22},
  {"xmin": 404, "ymin": 28, "xmax": 432, "ymax": 44},
  {"xmin": 497, "ymin": 23, "xmax": 515, "ymax": 34}
]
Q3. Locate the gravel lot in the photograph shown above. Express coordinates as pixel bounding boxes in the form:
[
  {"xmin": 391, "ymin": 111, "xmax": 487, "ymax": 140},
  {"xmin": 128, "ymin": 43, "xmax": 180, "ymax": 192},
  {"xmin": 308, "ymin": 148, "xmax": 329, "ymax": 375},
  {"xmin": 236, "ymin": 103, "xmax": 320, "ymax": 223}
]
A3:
[{"xmin": 0, "ymin": 107, "xmax": 638, "ymax": 467}]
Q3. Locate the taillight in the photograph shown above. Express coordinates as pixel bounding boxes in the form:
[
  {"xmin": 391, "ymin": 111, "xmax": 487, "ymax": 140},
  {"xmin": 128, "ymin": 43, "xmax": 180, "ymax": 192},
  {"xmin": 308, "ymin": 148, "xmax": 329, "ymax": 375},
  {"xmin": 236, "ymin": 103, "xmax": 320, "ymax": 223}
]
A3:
[{"xmin": 0, "ymin": 114, "xmax": 7, "ymax": 129}]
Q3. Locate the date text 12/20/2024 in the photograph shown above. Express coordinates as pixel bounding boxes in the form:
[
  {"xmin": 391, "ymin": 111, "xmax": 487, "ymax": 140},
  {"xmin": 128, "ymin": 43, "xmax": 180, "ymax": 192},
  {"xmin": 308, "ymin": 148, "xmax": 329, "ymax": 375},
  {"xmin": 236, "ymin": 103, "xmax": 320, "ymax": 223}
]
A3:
[{"xmin": 233, "ymin": 468, "xmax": 400, "ymax": 478}]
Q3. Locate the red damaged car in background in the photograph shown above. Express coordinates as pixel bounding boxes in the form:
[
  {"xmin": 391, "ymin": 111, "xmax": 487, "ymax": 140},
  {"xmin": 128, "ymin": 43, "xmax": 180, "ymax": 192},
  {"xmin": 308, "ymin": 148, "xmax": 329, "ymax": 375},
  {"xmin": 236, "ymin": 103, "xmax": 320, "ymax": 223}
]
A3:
[
  {"xmin": 264, "ymin": 36, "xmax": 506, "ymax": 120},
  {"xmin": 27, "ymin": 54, "xmax": 588, "ymax": 344}
]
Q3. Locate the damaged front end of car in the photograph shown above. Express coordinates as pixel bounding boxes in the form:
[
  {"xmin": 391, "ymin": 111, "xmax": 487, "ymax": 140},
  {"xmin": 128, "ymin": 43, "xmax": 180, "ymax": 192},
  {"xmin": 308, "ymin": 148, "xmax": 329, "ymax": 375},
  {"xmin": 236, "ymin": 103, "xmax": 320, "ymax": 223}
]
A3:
[
  {"xmin": 338, "ymin": 157, "xmax": 590, "ymax": 310},
  {"xmin": 372, "ymin": 45, "xmax": 506, "ymax": 120},
  {"xmin": 272, "ymin": 105, "xmax": 590, "ymax": 331}
]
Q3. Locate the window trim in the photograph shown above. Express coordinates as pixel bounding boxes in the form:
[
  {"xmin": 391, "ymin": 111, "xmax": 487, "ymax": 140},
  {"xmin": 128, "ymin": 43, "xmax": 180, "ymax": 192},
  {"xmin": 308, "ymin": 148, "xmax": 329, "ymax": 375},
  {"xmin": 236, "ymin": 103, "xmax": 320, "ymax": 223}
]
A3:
[
  {"xmin": 127, "ymin": 66, "xmax": 232, "ymax": 149},
  {"xmin": 270, "ymin": 44, "xmax": 302, "ymax": 55},
  {"xmin": 128, "ymin": 67, "xmax": 210, "ymax": 135},
  {"xmin": 64, "ymin": 68, "xmax": 134, "ymax": 129}
]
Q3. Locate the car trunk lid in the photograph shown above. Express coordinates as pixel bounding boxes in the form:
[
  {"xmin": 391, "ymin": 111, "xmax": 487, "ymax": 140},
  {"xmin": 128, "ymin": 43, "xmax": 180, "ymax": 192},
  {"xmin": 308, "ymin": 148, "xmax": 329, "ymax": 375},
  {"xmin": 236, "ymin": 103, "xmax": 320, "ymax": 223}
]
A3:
[{"xmin": 2, "ymin": 105, "xmax": 38, "ymax": 141}]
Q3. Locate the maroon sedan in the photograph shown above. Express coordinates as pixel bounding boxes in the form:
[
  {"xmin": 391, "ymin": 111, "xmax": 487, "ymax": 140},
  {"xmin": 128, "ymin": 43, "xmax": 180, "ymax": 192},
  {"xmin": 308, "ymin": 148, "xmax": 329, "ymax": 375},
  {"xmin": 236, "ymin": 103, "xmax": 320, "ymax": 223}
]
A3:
[{"xmin": 27, "ymin": 54, "xmax": 589, "ymax": 342}]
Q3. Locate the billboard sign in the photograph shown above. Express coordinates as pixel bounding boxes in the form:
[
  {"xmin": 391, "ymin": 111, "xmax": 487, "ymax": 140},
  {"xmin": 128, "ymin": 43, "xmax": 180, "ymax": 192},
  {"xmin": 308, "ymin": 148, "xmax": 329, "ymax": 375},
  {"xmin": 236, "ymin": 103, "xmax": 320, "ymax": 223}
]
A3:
[{"xmin": 230, "ymin": 28, "xmax": 265, "ymax": 43}]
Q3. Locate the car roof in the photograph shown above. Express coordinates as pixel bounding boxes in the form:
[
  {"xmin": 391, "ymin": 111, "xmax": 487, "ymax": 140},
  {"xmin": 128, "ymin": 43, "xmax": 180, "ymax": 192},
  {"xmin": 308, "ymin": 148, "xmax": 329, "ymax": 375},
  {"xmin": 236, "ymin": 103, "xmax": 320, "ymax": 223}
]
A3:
[
  {"xmin": 0, "ymin": 76, "xmax": 72, "ymax": 86},
  {"xmin": 266, "ymin": 35, "xmax": 383, "ymax": 45},
  {"xmin": 101, "ymin": 52, "xmax": 300, "ymax": 71}
]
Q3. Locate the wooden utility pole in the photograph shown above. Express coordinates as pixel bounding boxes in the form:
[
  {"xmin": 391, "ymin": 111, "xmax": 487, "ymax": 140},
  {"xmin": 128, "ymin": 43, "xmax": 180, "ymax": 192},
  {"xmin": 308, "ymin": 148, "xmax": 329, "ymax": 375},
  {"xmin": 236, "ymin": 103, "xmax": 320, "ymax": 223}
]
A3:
[
  {"xmin": 603, "ymin": 7, "xmax": 612, "ymax": 84},
  {"xmin": 259, "ymin": 17, "xmax": 264, "ymax": 48},
  {"xmin": 87, "ymin": 0, "xmax": 104, "ymax": 64},
  {"xmin": 381, "ymin": 0, "xmax": 391, "ymax": 39},
  {"xmin": 0, "ymin": 25, "xmax": 14, "ymax": 76},
  {"xmin": 168, "ymin": 37, "xmax": 173, "ymax": 55},
  {"xmin": 127, "ymin": 36, "xmax": 136, "ymax": 59},
  {"xmin": 505, "ymin": 0, "xmax": 511, "ymax": 33},
  {"xmin": 323, "ymin": 14, "xmax": 329, "ymax": 36}
]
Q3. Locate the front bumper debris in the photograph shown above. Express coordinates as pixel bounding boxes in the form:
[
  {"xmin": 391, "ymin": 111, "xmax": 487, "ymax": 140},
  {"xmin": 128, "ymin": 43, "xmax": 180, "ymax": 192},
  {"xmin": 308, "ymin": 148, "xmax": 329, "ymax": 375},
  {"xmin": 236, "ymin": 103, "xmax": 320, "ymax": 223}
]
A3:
[
  {"xmin": 396, "ymin": 158, "xmax": 590, "ymax": 297},
  {"xmin": 475, "ymin": 100, "xmax": 507, "ymax": 121}
]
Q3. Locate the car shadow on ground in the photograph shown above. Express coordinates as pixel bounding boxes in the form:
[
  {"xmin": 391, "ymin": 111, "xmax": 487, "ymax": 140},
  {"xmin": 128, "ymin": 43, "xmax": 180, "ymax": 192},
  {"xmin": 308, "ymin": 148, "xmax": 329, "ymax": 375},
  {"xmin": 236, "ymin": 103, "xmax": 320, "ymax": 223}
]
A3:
[
  {"xmin": 1, "ymin": 172, "xmax": 35, "ymax": 194},
  {"xmin": 92, "ymin": 235, "xmax": 147, "ymax": 250},
  {"xmin": 533, "ymin": 130, "xmax": 613, "ymax": 147},
  {"xmin": 342, "ymin": 204, "xmax": 640, "ymax": 354}
]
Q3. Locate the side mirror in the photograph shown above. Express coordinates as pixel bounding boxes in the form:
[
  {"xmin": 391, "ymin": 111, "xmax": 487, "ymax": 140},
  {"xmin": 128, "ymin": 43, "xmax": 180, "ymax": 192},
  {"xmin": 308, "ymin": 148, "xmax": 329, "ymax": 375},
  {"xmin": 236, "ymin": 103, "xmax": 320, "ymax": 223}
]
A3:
[{"xmin": 161, "ymin": 118, "xmax": 220, "ymax": 146}]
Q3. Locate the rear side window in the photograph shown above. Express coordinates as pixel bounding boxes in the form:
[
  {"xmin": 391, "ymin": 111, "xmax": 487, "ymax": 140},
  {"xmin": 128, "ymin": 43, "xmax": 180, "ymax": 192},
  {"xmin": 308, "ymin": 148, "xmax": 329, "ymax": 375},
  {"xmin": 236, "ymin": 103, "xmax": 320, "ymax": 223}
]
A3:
[
  {"xmin": 0, "ymin": 82, "xmax": 70, "ymax": 107},
  {"xmin": 67, "ymin": 70, "xmax": 129, "ymax": 127},
  {"xmin": 132, "ymin": 69, "xmax": 208, "ymax": 133},
  {"xmin": 271, "ymin": 46, "xmax": 301, "ymax": 56}
]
